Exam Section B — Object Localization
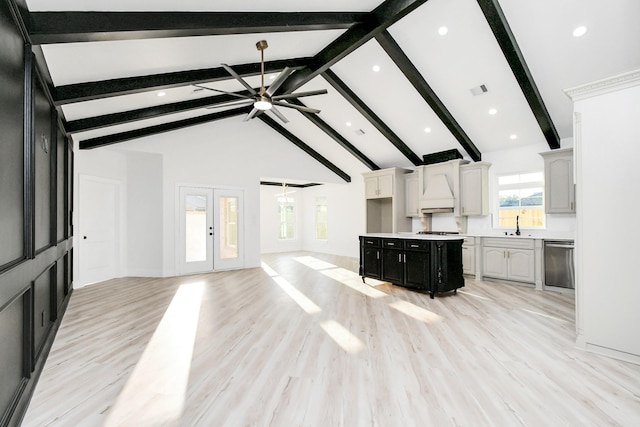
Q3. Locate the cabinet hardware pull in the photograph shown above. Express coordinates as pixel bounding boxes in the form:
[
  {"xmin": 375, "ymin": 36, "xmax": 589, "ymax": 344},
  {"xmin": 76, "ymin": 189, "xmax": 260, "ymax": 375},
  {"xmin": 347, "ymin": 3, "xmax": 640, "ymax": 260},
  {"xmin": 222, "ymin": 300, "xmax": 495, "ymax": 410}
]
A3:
[
  {"xmin": 377, "ymin": 251, "xmax": 379, "ymax": 259},
  {"xmin": 411, "ymin": 244, "xmax": 418, "ymax": 248},
  {"xmin": 403, "ymin": 254, "xmax": 406, "ymax": 262}
]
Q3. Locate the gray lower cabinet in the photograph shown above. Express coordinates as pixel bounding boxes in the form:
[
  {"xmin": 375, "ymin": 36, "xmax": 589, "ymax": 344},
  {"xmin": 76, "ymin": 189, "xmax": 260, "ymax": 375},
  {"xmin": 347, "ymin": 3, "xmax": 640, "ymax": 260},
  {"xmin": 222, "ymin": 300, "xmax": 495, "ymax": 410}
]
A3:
[
  {"xmin": 482, "ymin": 238, "xmax": 536, "ymax": 283},
  {"xmin": 359, "ymin": 236, "xmax": 464, "ymax": 298}
]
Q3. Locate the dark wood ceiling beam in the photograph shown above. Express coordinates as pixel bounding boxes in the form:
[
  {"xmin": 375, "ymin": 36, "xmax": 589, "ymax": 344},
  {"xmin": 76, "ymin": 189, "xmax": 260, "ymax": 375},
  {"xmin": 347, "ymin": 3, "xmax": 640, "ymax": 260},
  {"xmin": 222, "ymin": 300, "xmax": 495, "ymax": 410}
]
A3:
[
  {"xmin": 79, "ymin": 106, "xmax": 250, "ymax": 150},
  {"xmin": 65, "ymin": 89, "xmax": 257, "ymax": 133},
  {"xmin": 321, "ymin": 69, "xmax": 423, "ymax": 166},
  {"xmin": 375, "ymin": 30, "xmax": 482, "ymax": 162},
  {"xmin": 286, "ymin": 98, "xmax": 380, "ymax": 171},
  {"xmin": 258, "ymin": 115, "xmax": 351, "ymax": 183},
  {"xmin": 54, "ymin": 57, "xmax": 314, "ymax": 105},
  {"xmin": 28, "ymin": 12, "xmax": 369, "ymax": 44},
  {"xmin": 277, "ymin": 0, "xmax": 429, "ymax": 94},
  {"xmin": 476, "ymin": 0, "xmax": 560, "ymax": 149},
  {"xmin": 260, "ymin": 181, "xmax": 320, "ymax": 188}
]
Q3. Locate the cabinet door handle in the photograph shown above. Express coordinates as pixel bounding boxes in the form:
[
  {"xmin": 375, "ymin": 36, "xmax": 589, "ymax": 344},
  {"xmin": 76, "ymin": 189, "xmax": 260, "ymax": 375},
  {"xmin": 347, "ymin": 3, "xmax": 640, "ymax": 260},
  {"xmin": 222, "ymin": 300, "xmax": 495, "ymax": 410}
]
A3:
[
  {"xmin": 403, "ymin": 254, "xmax": 406, "ymax": 262},
  {"xmin": 377, "ymin": 251, "xmax": 379, "ymax": 260},
  {"xmin": 398, "ymin": 253, "xmax": 402, "ymax": 262}
]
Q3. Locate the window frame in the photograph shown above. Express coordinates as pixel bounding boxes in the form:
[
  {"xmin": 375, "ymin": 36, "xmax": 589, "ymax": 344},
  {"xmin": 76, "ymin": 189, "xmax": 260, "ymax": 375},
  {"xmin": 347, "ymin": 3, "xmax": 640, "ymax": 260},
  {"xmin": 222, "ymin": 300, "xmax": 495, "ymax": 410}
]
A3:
[
  {"xmin": 314, "ymin": 196, "xmax": 328, "ymax": 241},
  {"xmin": 494, "ymin": 170, "xmax": 545, "ymax": 230},
  {"xmin": 277, "ymin": 196, "xmax": 295, "ymax": 240}
]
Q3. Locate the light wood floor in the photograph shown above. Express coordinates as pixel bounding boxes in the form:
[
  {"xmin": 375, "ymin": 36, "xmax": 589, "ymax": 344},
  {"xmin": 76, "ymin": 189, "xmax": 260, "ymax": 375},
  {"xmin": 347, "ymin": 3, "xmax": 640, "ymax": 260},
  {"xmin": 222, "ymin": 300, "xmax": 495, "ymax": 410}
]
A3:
[{"xmin": 22, "ymin": 252, "xmax": 640, "ymax": 426}]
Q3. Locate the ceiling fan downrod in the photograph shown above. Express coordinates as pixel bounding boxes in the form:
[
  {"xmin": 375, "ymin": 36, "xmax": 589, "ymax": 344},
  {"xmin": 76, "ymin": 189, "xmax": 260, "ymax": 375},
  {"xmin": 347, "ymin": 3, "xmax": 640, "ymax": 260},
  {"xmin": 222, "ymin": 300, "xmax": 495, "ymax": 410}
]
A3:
[{"xmin": 256, "ymin": 40, "xmax": 268, "ymax": 95}]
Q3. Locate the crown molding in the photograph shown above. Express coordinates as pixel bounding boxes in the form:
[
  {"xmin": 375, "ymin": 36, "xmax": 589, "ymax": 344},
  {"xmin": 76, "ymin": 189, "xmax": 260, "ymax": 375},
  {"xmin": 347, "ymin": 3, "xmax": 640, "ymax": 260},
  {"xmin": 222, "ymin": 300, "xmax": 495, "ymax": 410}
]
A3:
[{"xmin": 564, "ymin": 68, "xmax": 640, "ymax": 101}]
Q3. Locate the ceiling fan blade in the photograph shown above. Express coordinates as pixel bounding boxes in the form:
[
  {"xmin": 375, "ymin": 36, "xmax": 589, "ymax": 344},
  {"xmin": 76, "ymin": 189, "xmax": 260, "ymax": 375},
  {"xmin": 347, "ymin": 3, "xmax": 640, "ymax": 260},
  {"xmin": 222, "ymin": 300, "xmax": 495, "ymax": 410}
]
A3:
[
  {"xmin": 273, "ymin": 101, "xmax": 321, "ymax": 114},
  {"xmin": 272, "ymin": 89, "xmax": 328, "ymax": 100},
  {"xmin": 265, "ymin": 67, "xmax": 294, "ymax": 97},
  {"xmin": 205, "ymin": 99, "xmax": 253, "ymax": 109},
  {"xmin": 268, "ymin": 106, "xmax": 289, "ymax": 124},
  {"xmin": 193, "ymin": 84, "xmax": 253, "ymax": 100},
  {"xmin": 221, "ymin": 63, "xmax": 258, "ymax": 95},
  {"xmin": 243, "ymin": 107, "xmax": 260, "ymax": 122}
]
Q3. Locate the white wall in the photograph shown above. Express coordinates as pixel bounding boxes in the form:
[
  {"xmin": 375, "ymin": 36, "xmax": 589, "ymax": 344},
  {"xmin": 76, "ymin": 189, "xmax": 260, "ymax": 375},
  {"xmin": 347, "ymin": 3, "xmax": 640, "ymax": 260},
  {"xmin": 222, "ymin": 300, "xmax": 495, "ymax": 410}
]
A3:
[
  {"xmin": 569, "ymin": 71, "xmax": 640, "ymax": 363},
  {"xmin": 125, "ymin": 151, "xmax": 163, "ymax": 276},
  {"xmin": 259, "ymin": 178, "xmax": 366, "ymax": 258},
  {"xmin": 259, "ymin": 184, "xmax": 304, "ymax": 254},
  {"xmin": 78, "ymin": 118, "xmax": 352, "ymax": 278},
  {"xmin": 74, "ymin": 147, "xmax": 164, "ymax": 281}
]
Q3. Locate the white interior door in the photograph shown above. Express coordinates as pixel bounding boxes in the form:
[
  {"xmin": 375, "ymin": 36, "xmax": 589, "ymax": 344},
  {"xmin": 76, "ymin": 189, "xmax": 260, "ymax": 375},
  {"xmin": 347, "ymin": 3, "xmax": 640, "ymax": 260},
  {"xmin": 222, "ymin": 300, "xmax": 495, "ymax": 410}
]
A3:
[
  {"xmin": 179, "ymin": 187, "xmax": 214, "ymax": 274},
  {"xmin": 213, "ymin": 189, "xmax": 244, "ymax": 270},
  {"xmin": 79, "ymin": 176, "xmax": 119, "ymax": 286}
]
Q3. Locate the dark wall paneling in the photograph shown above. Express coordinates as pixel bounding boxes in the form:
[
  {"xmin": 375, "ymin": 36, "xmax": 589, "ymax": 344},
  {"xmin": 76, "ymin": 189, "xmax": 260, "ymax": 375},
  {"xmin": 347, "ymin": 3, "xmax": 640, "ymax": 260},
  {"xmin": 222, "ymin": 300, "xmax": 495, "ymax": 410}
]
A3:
[
  {"xmin": 33, "ymin": 74, "xmax": 53, "ymax": 254},
  {"xmin": 55, "ymin": 257, "xmax": 65, "ymax": 315},
  {"xmin": 32, "ymin": 265, "xmax": 54, "ymax": 365},
  {"xmin": 66, "ymin": 143, "xmax": 73, "ymax": 239},
  {"xmin": 0, "ymin": 0, "xmax": 25, "ymax": 271},
  {"xmin": 56, "ymin": 129, "xmax": 66, "ymax": 243},
  {"xmin": 63, "ymin": 252, "xmax": 71, "ymax": 296},
  {"xmin": 0, "ymin": 292, "xmax": 28, "ymax": 427},
  {"xmin": 1, "ymin": 4, "xmax": 74, "ymax": 426}
]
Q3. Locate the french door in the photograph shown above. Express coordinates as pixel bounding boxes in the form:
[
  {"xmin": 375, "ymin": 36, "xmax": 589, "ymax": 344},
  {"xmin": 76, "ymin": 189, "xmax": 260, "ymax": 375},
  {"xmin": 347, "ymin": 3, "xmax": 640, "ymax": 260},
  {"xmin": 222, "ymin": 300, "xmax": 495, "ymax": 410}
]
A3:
[{"xmin": 179, "ymin": 186, "xmax": 244, "ymax": 274}]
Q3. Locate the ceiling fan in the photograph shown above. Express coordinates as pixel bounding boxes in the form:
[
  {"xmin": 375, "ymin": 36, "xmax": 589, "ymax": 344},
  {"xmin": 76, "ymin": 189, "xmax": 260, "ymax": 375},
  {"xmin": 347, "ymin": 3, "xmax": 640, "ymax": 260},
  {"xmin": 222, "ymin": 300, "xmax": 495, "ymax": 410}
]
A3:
[{"xmin": 195, "ymin": 40, "xmax": 327, "ymax": 123}]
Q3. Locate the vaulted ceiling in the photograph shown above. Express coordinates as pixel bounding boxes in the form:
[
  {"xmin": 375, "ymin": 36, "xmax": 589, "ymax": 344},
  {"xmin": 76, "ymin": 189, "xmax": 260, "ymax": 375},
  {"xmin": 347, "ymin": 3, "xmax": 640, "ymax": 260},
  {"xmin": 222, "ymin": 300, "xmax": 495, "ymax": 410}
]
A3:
[{"xmin": 13, "ymin": 0, "xmax": 640, "ymax": 183}]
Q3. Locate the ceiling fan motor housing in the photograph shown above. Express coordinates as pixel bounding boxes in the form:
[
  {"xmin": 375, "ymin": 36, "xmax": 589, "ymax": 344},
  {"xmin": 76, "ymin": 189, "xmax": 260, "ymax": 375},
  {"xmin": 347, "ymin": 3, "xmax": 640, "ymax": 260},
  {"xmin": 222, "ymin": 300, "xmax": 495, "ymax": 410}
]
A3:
[{"xmin": 256, "ymin": 40, "xmax": 268, "ymax": 51}]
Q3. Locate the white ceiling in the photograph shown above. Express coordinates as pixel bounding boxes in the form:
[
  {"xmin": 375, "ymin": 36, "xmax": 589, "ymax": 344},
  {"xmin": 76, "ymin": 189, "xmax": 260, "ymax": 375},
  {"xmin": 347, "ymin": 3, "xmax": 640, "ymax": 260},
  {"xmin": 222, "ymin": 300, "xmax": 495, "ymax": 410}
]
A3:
[{"xmin": 25, "ymin": 0, "xmax": 640, "ymax": 182}]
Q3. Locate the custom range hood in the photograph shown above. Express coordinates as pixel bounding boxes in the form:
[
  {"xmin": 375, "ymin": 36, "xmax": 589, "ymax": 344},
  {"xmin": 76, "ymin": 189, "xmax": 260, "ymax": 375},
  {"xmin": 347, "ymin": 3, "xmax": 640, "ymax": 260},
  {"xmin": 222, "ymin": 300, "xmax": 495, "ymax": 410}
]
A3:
[{"xmin": 420, "ymin": 173, "xmax": 455, "ymax": 214}]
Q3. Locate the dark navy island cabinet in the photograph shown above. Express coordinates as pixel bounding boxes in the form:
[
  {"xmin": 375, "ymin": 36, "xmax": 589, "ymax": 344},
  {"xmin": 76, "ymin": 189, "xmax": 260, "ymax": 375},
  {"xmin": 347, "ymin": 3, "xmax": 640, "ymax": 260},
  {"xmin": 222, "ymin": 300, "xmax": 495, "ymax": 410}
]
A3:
[{"xmin": 359, "ymin": 236, "xmax": 464, "ymax": 299}]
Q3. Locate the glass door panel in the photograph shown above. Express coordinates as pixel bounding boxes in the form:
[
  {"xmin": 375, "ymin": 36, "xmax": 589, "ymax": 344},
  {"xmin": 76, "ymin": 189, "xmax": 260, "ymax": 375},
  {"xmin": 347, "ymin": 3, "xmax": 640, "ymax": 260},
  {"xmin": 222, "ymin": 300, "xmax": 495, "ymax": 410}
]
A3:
[
  {"xmin": 214, "ymin": 189, "xmax": 244, "ymax": 270},
  {"xmin": 179, "ymin": 187, "xmax": 213, "ymax": 274}
]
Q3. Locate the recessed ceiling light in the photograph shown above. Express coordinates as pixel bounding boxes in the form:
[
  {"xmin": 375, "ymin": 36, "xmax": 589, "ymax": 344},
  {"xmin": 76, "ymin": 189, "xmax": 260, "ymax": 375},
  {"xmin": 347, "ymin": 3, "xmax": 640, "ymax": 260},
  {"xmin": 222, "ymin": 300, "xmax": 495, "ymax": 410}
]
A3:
[
  {"xmin": 157, "ymin": 91, "xmax": 166, "ymax": 97},
  {"xmin": 424, "ymin": 127, "xmax": 432, "ymax": 133},
  {"xmin": 346, "ymin": 121, "xmax": 352, "ymax": 127},
  {"xmin": 510, "ymin": 134, "xmax": 518, "ymax": 140},
  {"xmin": 573, "ymin": 26, "xmax": 588, "ymax": 37},
  {"xmin": 438, "ymin": 26, "xmax": 448, "ymax": 36},
  {"xmin": 372, "ymin": 65, "xmax": 381, "ymax": 72},
  {"xmin": 488, "ymin": 108, "xmax": 497, "ymax": 115}
]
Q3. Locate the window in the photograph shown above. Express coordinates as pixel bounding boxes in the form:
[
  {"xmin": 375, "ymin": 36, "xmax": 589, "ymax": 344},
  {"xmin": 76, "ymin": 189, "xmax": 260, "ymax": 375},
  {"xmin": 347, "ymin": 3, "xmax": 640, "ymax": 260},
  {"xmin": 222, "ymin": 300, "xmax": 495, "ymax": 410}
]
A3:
[
  {"xmin": 278, "ymin": 196, "xmax": 295, "ymax": 239},
  {"xmin": 496, "ymin": 172, "xmax": 545, "ymax": 228},
  {"xmin": 315, "ymin": 197, "xmax": 328, "ymax": 240}
]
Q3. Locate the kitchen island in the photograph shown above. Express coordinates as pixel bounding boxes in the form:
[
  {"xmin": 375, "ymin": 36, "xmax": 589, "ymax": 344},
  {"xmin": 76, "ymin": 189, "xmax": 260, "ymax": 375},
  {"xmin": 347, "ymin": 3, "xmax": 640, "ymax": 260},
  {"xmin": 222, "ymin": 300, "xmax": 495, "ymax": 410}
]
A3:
[{"xmin": 359, "ymin": 233, "xmax": 464, "ymax": 298}]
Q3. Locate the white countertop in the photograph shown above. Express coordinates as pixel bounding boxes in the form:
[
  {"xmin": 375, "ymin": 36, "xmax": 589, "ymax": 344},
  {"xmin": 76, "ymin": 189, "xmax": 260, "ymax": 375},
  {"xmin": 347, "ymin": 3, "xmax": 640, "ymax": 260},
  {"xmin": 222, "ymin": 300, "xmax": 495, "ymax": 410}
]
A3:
[
  {"xmin": 361, "ymin": 233, "xmax": 465, "ymax": 241},
  {"xmin": 394, "ymin": 232, "xmax": 574, "ymax": 241}
]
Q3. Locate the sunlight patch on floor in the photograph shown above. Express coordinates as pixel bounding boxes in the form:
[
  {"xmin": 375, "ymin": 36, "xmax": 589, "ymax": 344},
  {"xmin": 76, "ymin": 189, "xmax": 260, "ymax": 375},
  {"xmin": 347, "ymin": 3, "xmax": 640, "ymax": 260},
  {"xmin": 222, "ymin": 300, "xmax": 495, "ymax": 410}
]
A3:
[
  {"xmin": 105, "ymin": 281, "xmax": 204, "ymax": 427},
  {"xmin": 272, "ymin": 276, "xmax": 322, "ymax": 314},
  {"xmin": 321, "ymin": 268, "xmax": 388, "ymax": 298},
  {"xmin": 389, "ymin": 300, "xmax": 444, "ymax": 324},
  {"xmin": 320, "ymin": 320, "xmax": 365, "ymax": 353},
  {"xmin": 293, "ymin": 255, "xmax": 337, "ymax": 270},
  {"xmin": 457, "ymin": 290, "xmax": 493, "ymax": 300},
  {"xmin": 261, "ymin": 261, "xmax": 279, "ymax": 277},
  {"xmin": 521, "ymin": 308, "xmax": 566, "ymax": 322}
]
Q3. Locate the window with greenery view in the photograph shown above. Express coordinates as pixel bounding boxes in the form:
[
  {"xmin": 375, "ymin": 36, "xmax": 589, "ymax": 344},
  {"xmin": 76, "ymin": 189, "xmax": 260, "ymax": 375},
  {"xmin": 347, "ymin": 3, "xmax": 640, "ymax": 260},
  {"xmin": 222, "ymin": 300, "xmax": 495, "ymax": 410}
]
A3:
[
  {"xmin": 278, "ymin": 196, "xmax": 295, "ymax": 240},
  {"xmin": 315, "ymin": 197, "xmax": 328, "ymax": 240},
  {"xmin": 496, "ymin": 172, "xmax": 544, "ymax": 229}
]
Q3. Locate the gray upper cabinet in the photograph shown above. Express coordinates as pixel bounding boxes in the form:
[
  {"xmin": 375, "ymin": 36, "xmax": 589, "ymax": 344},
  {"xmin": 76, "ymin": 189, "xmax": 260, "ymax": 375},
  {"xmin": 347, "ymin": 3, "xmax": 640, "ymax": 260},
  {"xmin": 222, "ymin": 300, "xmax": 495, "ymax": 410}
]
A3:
[
  {"xmin": 460, "ymin": 162, "xmax": 491, "ymax": 216},
  {"xmin": 540, "ymin": 148, "xmax": 575, "ymax": 214}
]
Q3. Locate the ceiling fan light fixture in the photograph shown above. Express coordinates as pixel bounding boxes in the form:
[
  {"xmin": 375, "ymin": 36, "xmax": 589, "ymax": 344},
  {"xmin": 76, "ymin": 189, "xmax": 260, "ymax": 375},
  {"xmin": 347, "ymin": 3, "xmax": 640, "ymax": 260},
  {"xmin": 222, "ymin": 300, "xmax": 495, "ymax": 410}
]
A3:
[
  {"xmin": 573, "ymin": 26, "xmax": 588, "ymax": 37},
  {"xmin": 254, "ymin": 96, "xmax": 272, "ymax": 111}
]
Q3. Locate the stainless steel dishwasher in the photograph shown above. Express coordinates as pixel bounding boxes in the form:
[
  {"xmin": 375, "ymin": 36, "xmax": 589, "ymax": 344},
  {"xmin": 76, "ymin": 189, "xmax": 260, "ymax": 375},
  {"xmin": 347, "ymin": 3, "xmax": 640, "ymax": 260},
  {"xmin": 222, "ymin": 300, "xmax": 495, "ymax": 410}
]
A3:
[{"xmin": 543, "ymin": 240, "xmax": 575, "ymax": 289}]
